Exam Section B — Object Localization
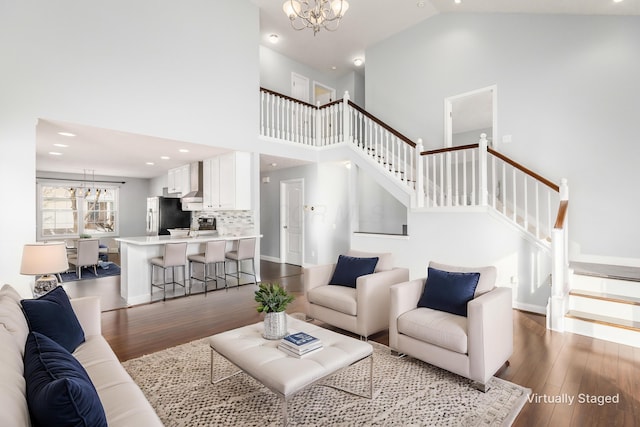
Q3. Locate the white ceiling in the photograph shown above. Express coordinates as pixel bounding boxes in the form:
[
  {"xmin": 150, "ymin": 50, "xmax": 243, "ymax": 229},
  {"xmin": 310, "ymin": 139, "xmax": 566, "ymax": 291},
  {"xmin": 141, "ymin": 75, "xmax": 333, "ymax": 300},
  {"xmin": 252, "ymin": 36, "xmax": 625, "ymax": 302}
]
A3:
[{"xmin": 36, "ymin": 0, "xmax": 639, "ymax": 178}]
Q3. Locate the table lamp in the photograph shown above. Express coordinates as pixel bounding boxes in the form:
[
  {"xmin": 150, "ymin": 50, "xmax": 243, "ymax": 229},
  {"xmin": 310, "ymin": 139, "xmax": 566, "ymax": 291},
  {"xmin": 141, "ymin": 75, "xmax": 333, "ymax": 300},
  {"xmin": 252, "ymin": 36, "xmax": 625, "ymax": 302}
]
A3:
[{"xmin": 20, "ymin": 242, "xmax": 69, "ymax": 297}]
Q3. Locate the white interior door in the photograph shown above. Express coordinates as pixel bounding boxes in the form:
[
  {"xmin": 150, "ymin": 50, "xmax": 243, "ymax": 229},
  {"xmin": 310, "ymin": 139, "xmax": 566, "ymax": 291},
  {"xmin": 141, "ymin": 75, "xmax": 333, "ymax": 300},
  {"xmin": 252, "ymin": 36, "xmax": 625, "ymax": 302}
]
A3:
[
  {"xmin": 280, "ymin": 179, "xmax": 304, "ymax": 266},
  {"xmin": 291, "ymin": 72, "xmax": 309, "ymax": 102}
]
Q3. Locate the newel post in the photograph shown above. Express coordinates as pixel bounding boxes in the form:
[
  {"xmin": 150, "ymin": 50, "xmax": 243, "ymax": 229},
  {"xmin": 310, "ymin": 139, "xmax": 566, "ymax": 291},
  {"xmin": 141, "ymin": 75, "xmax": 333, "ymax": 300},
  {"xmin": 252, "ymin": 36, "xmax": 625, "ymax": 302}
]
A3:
[
  {"xmin": 342, "ymin": 91, "xmax": 351, "ymax": 144},
  {"xmin": 478, "ymin": 133, "xmax": 489, "ymax": 206},
  {"xmin": 548, "ymin": 178, "xmax": 569, "ymax": 332},
  {"xmin": 416, "ymin": 138, "xmax": 425, "ymax": 208}
]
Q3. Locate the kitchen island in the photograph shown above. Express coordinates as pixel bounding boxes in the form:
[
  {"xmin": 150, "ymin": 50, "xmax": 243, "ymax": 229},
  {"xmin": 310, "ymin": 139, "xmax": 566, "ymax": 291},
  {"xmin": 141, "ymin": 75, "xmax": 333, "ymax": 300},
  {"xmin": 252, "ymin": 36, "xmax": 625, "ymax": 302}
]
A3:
[{"xmin": 116, "ymin": 234, "xmax": 261, "ymax": 305}]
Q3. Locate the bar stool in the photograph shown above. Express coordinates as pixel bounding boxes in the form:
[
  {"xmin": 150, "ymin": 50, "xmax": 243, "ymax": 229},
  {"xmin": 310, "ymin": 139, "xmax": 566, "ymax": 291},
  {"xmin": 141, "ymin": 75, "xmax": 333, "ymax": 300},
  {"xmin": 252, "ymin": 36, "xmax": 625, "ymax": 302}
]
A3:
[
  {"xmin": 225, "ymin": 237, "xmax": 257, "ymax": 287},
  {"xmin": 150, "ymin": 242, "xmax": 187, "ymax": 301},
  {"xmin": 188, "ymin": 240, "xmax": 227, "ymax": 295}
]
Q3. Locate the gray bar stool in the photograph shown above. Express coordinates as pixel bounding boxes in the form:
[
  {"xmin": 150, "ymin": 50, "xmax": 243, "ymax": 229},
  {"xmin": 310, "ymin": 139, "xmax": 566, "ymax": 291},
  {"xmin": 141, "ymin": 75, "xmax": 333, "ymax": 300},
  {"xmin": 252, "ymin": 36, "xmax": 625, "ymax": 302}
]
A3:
[
  {"xmin": 150, "ymin": 242, "xmax": 188, "ymax": 301},
  {"xmin": 188, "ymin": 240, "xmax": 227, "ymax": 294},
  {"xmin": 225, "ymin": 237, "xmax": 257, "ymax": 287}
]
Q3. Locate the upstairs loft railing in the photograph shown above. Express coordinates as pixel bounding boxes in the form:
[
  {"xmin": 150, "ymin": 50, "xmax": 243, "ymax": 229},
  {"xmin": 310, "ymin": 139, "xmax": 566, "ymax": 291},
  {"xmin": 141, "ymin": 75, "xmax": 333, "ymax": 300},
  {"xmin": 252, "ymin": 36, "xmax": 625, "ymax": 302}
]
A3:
[
  {"xmin": 260, "ymin": 87, "xmax": 416, "ymax": 187},
  {"xmin": 260, "ymin": 87, "xmax": 570, "ymax": 329}
]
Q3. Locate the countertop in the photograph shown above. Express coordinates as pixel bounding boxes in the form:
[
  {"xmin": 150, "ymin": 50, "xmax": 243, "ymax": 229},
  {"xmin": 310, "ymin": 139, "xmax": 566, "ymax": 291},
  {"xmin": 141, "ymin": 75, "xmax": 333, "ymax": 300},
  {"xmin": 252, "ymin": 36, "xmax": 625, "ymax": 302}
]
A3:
[{"xmin": 116, "ymin": 233, "xmax": 261, "ymax": 246}]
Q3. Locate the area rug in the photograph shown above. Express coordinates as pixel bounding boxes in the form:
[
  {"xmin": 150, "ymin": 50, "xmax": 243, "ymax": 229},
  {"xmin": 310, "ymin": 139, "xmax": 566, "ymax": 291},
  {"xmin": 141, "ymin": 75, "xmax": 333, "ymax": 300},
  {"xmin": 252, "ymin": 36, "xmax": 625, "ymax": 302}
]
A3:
[
  {"xmin": 59, "ymin": 263, "xmax": 120, "ymax": 282},
  {"xmin": 122, "ymin": 338, "xmax": 530, "ymax": 426}
]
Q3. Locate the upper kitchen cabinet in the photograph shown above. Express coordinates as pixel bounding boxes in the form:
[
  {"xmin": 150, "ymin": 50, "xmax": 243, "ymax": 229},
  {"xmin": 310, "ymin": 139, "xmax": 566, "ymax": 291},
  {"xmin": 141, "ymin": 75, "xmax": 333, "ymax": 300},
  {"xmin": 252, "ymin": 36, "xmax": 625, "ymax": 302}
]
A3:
[
  {"xmin": 167, "ymin": 164, "xmax": 190, "ymax": 196},
  {"xmin": 203, "ymin": 152, "xmax": 251, "ymax": 210}
]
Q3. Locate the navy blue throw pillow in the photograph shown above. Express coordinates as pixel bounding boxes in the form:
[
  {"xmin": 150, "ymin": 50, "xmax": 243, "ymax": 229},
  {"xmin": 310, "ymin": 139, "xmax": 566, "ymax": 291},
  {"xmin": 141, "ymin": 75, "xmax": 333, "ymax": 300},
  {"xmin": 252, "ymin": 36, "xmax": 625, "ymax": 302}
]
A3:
[
  {"xmin": 21, "ymin": 286, "xmax": 85, "ymax": 353},
  {"xmin": 417, "ymin": 267, "xmax": 480, "ymax": 317},
  {"xmin": 23, "ymin": 332, "xmax": 107, "ymax": 427},
  {"xmin": 329, "ymin": 255, "xmax": 379, "ymax": 288}
]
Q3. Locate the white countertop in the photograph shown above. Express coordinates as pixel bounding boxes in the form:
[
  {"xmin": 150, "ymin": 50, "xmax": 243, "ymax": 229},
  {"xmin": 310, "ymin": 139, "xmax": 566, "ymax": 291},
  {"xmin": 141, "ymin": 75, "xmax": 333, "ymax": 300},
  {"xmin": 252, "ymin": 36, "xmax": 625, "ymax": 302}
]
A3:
[{"xmin": 116, "ymin": 233, "xmax": 261, "ymax": 246}]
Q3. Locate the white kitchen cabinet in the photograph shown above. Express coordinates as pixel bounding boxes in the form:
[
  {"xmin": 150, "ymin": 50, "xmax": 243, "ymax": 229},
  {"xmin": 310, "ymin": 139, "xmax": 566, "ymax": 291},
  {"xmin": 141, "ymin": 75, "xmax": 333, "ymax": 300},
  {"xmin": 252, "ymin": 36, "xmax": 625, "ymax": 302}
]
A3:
[
  {"xmin": 202, "ymin": 152, "xmax": 251, "ymax": 210},
  {"xmin": 167, "ymin": 164, "xmax": 191, "ymax": 196}
]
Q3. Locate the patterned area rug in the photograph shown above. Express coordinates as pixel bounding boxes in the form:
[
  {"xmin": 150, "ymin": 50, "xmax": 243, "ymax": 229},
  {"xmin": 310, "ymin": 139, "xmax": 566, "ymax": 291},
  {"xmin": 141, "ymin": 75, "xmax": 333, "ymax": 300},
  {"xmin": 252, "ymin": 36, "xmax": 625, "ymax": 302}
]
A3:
[
  {"xmin": 123, "ymin": 338, "xmax": 529, "ymax": 426},
  {"xmin": 60, "ymin": 263, "xmax": 120, "ymax": 282}
]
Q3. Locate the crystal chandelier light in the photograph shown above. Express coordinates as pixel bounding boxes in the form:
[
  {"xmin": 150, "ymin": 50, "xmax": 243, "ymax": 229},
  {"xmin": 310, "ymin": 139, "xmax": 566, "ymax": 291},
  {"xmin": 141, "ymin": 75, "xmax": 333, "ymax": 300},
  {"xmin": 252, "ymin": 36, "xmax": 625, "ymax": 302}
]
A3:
[{"xmin": 282, "ymin": 0, "xmax": 350, "ymax": 36}]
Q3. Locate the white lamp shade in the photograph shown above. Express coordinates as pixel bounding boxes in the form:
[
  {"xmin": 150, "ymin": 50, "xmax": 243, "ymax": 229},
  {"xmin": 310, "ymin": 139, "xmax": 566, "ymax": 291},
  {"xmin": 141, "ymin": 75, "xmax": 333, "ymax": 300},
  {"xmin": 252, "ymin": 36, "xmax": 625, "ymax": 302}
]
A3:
[{"xmin": 20, "ymin": 242, "xmax": 69, "ymax": 275}]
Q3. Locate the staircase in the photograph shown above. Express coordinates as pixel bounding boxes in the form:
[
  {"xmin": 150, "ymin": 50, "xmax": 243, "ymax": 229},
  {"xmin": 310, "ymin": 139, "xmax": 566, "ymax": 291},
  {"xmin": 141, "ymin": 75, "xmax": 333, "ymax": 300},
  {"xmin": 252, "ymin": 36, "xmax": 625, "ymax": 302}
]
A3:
[
  {"xmin": 259, "ymin": 87, "xmax": 640, "ymax": 348},
  {"xmin": 565, "ymin": 262, "xmax": 640, "ymax": 347}
]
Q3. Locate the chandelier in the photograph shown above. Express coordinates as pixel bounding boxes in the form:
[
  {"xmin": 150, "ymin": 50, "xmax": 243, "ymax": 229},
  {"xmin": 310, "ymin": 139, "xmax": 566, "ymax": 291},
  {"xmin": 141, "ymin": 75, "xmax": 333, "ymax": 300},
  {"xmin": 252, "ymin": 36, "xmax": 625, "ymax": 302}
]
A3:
[{"xmin": 282, "ymin": 0, "xmax": 350, "ymax": 36}]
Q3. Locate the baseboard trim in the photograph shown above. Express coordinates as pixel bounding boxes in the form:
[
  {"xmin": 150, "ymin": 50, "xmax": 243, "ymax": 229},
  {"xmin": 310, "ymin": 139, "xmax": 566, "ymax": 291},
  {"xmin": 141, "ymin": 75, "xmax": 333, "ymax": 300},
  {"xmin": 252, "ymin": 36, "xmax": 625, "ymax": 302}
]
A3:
[
  {"xmin": 260, "ymin": 255, "xmax": 281, "ymax": 263},
  {"xmin": 513, "ymin": 301, "xmax": 546, "ymax": 315}
]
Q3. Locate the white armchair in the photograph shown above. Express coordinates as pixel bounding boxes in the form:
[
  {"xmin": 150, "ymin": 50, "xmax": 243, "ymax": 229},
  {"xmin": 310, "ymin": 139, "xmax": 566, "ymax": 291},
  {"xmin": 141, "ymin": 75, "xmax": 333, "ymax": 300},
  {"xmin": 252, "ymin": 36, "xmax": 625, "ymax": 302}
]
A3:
[
  {"xmin": 304, "ymin": 250, "xmax": 409, "ymax": 339},
  {"xmin": 389, "ymin": 262, "xmax": 513, "ymax": 391}
]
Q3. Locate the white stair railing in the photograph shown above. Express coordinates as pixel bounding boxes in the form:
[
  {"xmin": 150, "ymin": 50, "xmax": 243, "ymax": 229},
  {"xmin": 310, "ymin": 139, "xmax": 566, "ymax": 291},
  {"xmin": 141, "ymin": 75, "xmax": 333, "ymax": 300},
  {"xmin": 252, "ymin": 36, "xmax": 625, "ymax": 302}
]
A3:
[
  {"xmin": 260, "ymin": 88, "xmax": 570, "ymax": 333},
  {"xmin": 346, "ymin": 99, "xmax": 416, "ymax": 189},
  {"xmin": 260, "ymin": 87, "xmax": 317, "ymax": 146}
]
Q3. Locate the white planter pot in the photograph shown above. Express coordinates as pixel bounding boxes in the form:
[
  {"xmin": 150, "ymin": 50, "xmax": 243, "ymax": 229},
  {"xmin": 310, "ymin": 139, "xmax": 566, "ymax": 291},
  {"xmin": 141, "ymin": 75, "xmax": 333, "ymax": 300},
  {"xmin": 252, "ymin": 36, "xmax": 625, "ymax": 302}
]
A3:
[{"xmin": 263, "ymin": 311, "xmax": 287, "ymax": 340}]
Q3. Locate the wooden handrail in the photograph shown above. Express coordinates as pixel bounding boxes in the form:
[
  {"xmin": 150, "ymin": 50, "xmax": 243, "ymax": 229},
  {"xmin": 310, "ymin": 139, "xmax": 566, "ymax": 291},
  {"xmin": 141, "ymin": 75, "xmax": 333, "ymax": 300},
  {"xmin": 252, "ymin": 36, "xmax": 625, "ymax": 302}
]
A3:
[
  {"xmin": 318, "ymin": 99, "xmax": 343, "ymax": 109},
  {"xmin": 260, "ymin": 87, "xmax": 317, "ymax": 109},
  {"xmin": 420, "ymin": 143, "xmax": 479, "ymax": 156},
  {"xmin": 488, "ymin": 147, "xmax": 560, "ymax": 192},
  {"xmin": 348, "ymin": 100, "xmax": 416, "ymax": 148},
  {"xmin": 554, "ymin": 200, "xmax": 569, "ymax": 230}
]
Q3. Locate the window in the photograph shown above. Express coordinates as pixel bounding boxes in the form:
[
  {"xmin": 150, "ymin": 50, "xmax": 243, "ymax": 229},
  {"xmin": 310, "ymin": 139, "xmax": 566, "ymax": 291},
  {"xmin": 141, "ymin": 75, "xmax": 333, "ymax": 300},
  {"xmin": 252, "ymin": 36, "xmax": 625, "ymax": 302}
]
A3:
[{"xmin": 38, "ymin": 182, "xmax": 119, "ymax": 239}]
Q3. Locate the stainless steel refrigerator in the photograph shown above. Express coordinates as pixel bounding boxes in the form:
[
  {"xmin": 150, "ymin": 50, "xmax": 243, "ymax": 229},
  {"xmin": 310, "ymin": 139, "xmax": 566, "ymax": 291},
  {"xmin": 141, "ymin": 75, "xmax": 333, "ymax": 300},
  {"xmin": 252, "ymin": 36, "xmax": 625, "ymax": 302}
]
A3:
[{"xmin": 146, "ymin": 197, "xmax": 191, "ymax": 236}]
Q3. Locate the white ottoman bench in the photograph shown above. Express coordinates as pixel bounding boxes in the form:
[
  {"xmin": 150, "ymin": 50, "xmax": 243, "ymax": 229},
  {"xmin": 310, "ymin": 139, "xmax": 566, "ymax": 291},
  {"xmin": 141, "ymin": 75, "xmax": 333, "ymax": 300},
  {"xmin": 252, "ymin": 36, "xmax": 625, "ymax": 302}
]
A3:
[{"xmin": 209, "ymin": 316, "xmax": 373, "ymax": 425}]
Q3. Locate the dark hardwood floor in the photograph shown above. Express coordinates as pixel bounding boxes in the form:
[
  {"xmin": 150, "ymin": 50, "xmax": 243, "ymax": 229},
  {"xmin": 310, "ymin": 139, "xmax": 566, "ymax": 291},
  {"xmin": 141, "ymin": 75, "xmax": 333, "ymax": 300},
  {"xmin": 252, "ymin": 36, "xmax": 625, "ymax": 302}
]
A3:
[{"xmin": 98, "ymin": 261, "xmax": 640, "ymax": 427}]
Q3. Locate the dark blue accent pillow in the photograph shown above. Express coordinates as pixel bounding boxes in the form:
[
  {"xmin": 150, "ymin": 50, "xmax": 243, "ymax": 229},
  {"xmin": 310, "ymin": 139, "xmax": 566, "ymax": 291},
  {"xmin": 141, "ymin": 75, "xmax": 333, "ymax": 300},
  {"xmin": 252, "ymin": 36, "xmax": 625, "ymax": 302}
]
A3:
[
  {"xmin": 329, "ymin": 255, "xmax": 379, "ymax": 288},
  {"xmin": 417, "ymin": 267, "xmax": 481, "ymax": 317},
  {"xmin": 23, "ymin": 332, "xmax": 107, "ymax": 427},
  {"xmin": 21, "ymin": 286, "xmax": 85, "ymax": 353}
]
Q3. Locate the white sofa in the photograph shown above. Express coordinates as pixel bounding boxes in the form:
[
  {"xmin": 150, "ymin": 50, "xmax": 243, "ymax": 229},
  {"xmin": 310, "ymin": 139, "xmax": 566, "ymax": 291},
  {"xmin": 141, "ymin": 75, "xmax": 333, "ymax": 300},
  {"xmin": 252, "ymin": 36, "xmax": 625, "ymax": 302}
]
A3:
[
  {"xmin": 0, "ymin": 284, "xmax": 162, "ymax": 426},
  {"xmin": 304, "ymin": 250, "xmax": 410, "ymax": 339}
]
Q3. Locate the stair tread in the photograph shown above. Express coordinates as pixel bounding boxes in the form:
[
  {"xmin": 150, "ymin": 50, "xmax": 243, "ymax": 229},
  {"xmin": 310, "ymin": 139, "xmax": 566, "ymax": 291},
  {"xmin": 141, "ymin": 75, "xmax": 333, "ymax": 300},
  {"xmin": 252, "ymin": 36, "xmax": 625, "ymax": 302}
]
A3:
[
  {"xmin": 571, "ymin": 261, "xmax": 640, "ymax": 282},
  {"xmin": 566, "ymin": 310, "xmax": 640, "ymax": 331},
  {"xmin": 570, "ymin": 290, "xmax": 640, "ymax": 306}
]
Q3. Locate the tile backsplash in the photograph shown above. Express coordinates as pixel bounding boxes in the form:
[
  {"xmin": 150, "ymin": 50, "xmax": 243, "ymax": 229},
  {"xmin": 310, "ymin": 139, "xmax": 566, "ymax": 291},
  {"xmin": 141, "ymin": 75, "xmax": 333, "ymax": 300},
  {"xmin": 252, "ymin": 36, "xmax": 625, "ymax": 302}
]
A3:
[{"xmin": 192, "ymin": 210, "xmax": 254, "ymax": 236}]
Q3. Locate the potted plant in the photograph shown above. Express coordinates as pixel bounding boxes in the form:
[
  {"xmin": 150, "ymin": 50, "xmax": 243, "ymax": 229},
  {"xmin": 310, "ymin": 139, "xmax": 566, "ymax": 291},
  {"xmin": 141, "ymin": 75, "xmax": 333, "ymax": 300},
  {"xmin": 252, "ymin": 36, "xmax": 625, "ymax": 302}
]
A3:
[{"xmin": 255, "ymin": 282, "xmax": 294, "ymax": 340}]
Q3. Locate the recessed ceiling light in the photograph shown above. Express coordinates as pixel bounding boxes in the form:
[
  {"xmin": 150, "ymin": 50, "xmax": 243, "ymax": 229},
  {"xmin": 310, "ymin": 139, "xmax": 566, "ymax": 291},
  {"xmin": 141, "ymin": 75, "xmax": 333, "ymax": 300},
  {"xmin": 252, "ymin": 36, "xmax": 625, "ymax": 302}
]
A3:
[
  {"xmin": 613, "ymin": 0, "xmax": 624, "ymax": 3},
  {"xmin": 160, "ymin": 156, "xmax": 170, "ymax": 160},
  {"xmin": 353, "ymin": 58, "xmax": 364, "ymax": 67},
  {"xmin": 49, "ymin": 152, "xmax": 63, "ymax": 156},
  {"xmin": 179, "ymin": 149, "xmax": 189, "ymax": 153},
  {"xmin": 454, "ymin": 0, "xmax": 462, "ymax": 4},
  {"xmin": 57, "ymin": 132, "xmax": 76, "ymax": 137},
  {"xmin": 146, "ymin": 162, "xmax": 155, "ymax": 166},
  {"xmin": 269, "ymin": 34, "xmax": 279, "ymax": 44},
  {"xmin": 331, "ymin": 66, "xmax": 337, "ymax": 70},
  {"xmin": 53, "ymin": 143, "xmax": 69, "ymax": 148},
  {"xmin": 417, "ymin": 1, "xmax": 425, "ymax": 7},
  {"xmin": 271, "ymin": 162, "xmax": 277, "ymax": 167}
]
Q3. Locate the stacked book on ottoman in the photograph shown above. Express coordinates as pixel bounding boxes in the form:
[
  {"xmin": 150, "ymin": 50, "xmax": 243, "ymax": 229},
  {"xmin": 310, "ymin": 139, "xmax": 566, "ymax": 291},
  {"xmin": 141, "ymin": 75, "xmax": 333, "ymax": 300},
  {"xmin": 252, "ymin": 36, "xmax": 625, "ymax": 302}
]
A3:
[{"xmin": 278, "ymin": 332, "xmax": 323, "ymax": 358}]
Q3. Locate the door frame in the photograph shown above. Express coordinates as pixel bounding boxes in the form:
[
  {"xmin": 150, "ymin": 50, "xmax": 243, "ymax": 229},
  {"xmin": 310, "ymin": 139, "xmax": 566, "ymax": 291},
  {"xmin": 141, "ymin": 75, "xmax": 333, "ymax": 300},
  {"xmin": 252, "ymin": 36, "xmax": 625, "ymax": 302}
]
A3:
[
  {"xmin": 279, "ymin": 178, "xmax": 305, "ymax": 265},
  {"xmin": 444, "ymin": 85, "xmax": 497, "ymax": 149},
  {"xmin": 312, "ymin": 81, "xmax": 336, "ymax": 106}
]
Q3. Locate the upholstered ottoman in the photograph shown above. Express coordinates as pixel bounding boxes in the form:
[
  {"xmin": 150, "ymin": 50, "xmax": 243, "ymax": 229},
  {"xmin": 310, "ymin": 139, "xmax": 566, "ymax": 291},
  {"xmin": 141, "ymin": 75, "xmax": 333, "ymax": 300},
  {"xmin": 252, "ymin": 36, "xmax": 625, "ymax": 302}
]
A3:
[{"xmin": 209, "ymin": 316, "xmax": 373, "ymax": 425}]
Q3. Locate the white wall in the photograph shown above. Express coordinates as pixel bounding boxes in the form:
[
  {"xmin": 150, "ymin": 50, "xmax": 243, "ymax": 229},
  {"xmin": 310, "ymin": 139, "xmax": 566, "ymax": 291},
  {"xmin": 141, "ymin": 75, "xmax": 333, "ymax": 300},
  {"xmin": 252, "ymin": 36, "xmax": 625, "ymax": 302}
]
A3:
[
  {"xmin": 352, "ymin": 210, "xmax": 552, "ymax": 312},
  {"xmin": 357, "ymin": 167, "xmax": 407, "ymax": 235},
  {"xmin": 365, "ymin": 13, "xmax": 640, "ymax": 262},
  {"xmin": 0, "ymin": 0, "xmax": 259, "ymax": 295},
  {"xmin": 260, "ymin": 46, "xmax": 339, "ymax": 100},
  {"xmin": 259, "ymin": 45, "xmax": 360, "ymax": 106}
]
